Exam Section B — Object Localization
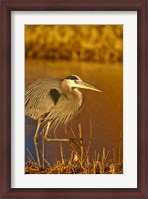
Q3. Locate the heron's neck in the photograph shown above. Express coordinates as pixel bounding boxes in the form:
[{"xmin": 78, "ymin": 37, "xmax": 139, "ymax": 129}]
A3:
[
  {"xmin": 67, "ymin": 89, "xmax": 82, "ymax": 103},
  {"xmin": 61, "ymin": 80, "xmax": 72, "ymax": 93}
]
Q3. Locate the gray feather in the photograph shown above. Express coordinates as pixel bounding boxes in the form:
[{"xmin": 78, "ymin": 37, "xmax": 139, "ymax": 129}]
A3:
[{"xmin": 25, "ymin": 78, "xmax": 62, "ymax": 120}]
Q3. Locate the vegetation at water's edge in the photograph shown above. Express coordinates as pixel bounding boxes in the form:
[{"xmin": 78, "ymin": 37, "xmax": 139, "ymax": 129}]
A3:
[
  {"xmin": 25, "ymin": 25, "xmax": 123, "ymax": 63},
  {"xmin": 25, "ymin": 123, "xmax": 123, "ymax": 174},
  {"xmin": 25, "ymin": 149, "xmax": 123, "ymax": 174}
]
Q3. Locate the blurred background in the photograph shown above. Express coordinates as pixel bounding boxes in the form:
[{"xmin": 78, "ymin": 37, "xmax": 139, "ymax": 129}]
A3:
[{"xmin": 25, "ymin": 25, "xmax": 123, "ymax": 165}]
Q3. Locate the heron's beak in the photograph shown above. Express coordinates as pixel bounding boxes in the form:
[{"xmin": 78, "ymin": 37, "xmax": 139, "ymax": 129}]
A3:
[{"xmin": 76, "ymin": 81, "xmax": 102, "ymax": 92}]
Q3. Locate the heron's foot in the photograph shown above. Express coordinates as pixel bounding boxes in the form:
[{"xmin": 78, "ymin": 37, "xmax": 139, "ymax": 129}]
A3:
[
  {"xmin": 44, "ymin": 135, "xmax": 69, "ymax": 142},
  {"xmin": 44, "ymin": 134, "xmax": 71, "ymax": 142}
]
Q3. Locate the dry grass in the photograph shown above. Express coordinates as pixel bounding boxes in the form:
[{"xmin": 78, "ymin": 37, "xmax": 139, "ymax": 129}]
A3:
[
  {"xmin": 25, "ymin": 123, "xmax": 123, "ymax": 174},
  {"xmin": 25, "ymin": 153, "xmax": 123, "ymax": 174}
]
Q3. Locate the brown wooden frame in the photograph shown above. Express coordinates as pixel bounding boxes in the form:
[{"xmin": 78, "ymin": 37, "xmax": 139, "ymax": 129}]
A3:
[{"xmin": 0, "ymin": 0, "xmax": 147, "ymax": 198}]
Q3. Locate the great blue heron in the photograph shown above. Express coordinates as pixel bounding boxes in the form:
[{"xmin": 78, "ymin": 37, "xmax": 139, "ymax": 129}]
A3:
[{"xmin": 25, "ymin": 75, "xmax": 101, "ymax": 167}]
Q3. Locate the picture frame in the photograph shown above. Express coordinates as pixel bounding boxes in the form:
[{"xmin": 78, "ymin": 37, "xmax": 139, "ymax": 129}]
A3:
[{"xmin": 0, "ymin": 0, "xmax": 147, "ymax": 198}]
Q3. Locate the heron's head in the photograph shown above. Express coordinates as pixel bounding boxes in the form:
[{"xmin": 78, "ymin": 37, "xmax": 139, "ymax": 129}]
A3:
[{"xmin": 62, "ymin": 75, "xmax": 101, "ymax": 92}]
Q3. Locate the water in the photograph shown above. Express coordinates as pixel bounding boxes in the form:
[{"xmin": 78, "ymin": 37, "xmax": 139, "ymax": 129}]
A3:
[{"xmin": 25, "ymin": 59, "xmax": 123, "ymax": 165}]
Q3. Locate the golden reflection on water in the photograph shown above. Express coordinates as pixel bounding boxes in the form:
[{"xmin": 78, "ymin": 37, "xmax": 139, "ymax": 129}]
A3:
[{"xmin": 25, "ymin": 59, "xmax": 123, "ymax": 163}]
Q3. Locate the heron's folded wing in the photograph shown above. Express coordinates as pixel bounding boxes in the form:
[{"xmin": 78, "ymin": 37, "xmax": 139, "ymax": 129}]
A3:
[{"xmin": 25, "ymin": 78, "xmax": 61, "ymax": 120}]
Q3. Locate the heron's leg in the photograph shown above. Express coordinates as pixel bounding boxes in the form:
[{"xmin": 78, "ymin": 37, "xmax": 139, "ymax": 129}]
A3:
[
  {"xmin": 43, "ymin": 123, "xmax": 69, "ymax": 142},
  {"xmin": 41, "ymin": 133, "xmax": 45, "ymax": 169},
  {"xmin": 44, "ymin": 122, "xmax": 51, "ymax": 139},
  {"xmin": 40, "ymin": 121, "xmax": 51, "ymax": 169},
  {"xmin": 45, "ymin": 138, "xmax": 70, "ymax": 142},
  {"xmin": 34, "ymin": 118, "xmax": 42, "ymax": 167}
]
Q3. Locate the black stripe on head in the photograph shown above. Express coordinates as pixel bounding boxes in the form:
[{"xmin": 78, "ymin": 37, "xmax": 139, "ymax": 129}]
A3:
[
  {"xmin": 49, "ymin": 89, "xmax": 60, "ymax": 105},
  {"xmin": 65, "ymin": 75, "xmax": 79, "ymax": 80}
]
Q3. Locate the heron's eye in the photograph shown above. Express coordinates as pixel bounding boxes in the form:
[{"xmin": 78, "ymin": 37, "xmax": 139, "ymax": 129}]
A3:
[{"xmin": 65, "ymin": 75, "xmax": 79, "ymax": 80}]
